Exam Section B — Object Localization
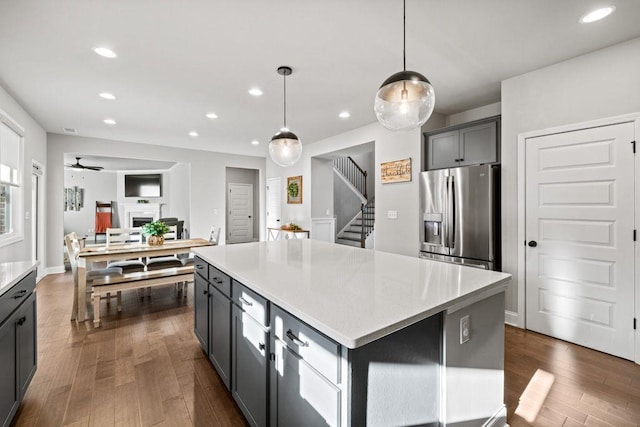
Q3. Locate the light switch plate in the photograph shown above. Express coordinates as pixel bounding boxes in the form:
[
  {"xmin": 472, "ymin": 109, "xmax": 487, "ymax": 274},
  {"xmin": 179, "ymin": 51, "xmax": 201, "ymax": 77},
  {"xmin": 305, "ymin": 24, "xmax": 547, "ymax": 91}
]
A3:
[{"xmin": 387, "ymin": 210, "xmax": 398, "ymax": 219}]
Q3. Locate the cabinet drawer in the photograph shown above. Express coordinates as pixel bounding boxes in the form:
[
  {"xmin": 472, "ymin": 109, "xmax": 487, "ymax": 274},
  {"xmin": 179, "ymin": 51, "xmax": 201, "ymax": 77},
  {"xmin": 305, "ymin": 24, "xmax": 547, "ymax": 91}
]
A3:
[
  {"xmin": 209, "ymin": 265, "xmax": 231, "ymax": 297},
  {"xmin": 194, "ymin": 257, "xmax": 208, "ymax": 280},
  {"xmin": 271, "ymin": 305, "xmax": 341, "ymax": 384},
  {"xmin": 232, "ymin": 280, "xmax": 268, "ymax": 326},
  {"xmin": 0, "ymin": 270, "xmax": 36, "ymax": 324}
]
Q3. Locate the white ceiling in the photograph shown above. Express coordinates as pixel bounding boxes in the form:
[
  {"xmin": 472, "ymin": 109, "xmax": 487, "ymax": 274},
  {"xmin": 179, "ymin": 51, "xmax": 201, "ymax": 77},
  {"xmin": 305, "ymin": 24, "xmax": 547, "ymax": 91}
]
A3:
[
  {"xmin": 64, "ymin": 154, "xmax": 175, "ymax": 171},
  {"xmin": 2, "ymin": 1, "xmax": 640, "ymax": 158}
]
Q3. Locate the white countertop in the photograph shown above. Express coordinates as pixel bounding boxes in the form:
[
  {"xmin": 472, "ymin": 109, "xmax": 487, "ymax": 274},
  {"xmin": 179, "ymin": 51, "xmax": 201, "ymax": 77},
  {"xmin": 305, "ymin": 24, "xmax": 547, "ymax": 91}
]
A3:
[
  {"xmin": 193, "ymin": 240, "xmax": 511, "ymax": 348},
  {"xmin": 0, "ymin": 261, "xmax": 38, "ymax": 297}
]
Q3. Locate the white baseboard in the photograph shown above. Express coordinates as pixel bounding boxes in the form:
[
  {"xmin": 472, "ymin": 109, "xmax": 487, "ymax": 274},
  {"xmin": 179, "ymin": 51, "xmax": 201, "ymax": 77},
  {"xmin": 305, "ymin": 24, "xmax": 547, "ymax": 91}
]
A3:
[
  {"xmin": 505, "ymin": 310, "xmax": 522, "ymax": 328},
  {"xmin": 43, "ymin": 265, "xmax": 65, "ymax": 277}
]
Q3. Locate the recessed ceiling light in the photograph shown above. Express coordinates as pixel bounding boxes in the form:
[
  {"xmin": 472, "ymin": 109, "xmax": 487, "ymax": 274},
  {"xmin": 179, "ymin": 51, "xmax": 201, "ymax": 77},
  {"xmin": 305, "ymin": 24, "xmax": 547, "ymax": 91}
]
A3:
[
  {"xmin": 99, "ymin": 92, "xmax": 116, "ymax": 100},
  {"xmin": 93, "ymin": 47, "xmax": 117, "ymax": 58},
  {"xmin": 251, "ymin": 140, "xmax": 260, "ymax": 146},
  {"xmin": 189, "ymin": 131, "xmax": 199, "ymax": 137},
  {"xmin": 205, "ymin": 112, "xmax": 218, "ymax": 119},
  {"xmin": 248, "ymin": 88, "xmax": 263, "ymax": 96},
  {"xmin": 339, "ymin": 111, "xmax": 351, "ymax": 119},
  {"xmin": 62, "ymin": 127, "xmax": 77, "ymax": 134},
  {"xmin": 580, "ymin": 6, "xmax": 615, "ymax": 23},
  {"xmin": 103, "ymin": 118, "xmax": 116, "ymax": 125}
]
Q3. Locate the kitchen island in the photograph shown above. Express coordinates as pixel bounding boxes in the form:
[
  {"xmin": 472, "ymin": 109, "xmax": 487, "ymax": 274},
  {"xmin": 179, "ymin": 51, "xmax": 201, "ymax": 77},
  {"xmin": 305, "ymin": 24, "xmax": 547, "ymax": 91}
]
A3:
[{"xmin": 193, "ymin": 240, "xmax": 511, "ymax": 427}]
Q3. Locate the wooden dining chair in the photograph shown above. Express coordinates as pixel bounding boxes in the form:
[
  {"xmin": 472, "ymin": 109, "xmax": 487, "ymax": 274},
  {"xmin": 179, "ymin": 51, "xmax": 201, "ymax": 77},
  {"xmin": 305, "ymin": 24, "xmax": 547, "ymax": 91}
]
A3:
[
  {"xmin": 65, "ymin": 232, "xmax": 123, "ymax": 320},
  {"xmin": 105, "ymin": 228, "xmax": 146, "ymax": 273}
]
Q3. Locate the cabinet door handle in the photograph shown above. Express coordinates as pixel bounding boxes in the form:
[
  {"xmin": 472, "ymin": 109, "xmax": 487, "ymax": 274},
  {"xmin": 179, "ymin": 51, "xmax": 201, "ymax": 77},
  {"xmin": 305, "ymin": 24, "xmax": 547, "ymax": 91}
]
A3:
[
  {"xmin": 212, "ymin": 277, "xmax": 223, "ymax": 284},
  {"xmin": 13, "ymin": 290, "xmax": 27, "ymax": 299},
  {"xmin": 17, "ymin": 316, "xmax": 26, "ymax": 326},
  {"xmin": 459, "ymin": 158, "xmax": 464, "ymax": 162},
  {"xmin": 196, "ymin": 264, "xmax": 205, "ymax": 270},
  {"xmin": 239, "ymin": 297, "xmax": 253, "ymax": 306},
  {"xmin": 203, "ymin": 290, "xmax": 208, "ymax": 295},
  {"xmin": 259, "ymin": 343, "xmax": 265, "ymax": 351},
  {"xmin": 286, "ymin": 329, "xmax": 309, "ymax": 347},
  {"xmin": 454, "ymin": 158, "xmax": 460, "ymax": 162}
]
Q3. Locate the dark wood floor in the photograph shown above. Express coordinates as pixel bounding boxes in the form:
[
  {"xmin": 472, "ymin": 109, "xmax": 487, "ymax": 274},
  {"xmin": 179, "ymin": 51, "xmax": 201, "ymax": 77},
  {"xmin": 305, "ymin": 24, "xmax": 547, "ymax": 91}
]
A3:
[{"xmin": 12, "ymin": 272, "xmax": 640, "ymax": 426}]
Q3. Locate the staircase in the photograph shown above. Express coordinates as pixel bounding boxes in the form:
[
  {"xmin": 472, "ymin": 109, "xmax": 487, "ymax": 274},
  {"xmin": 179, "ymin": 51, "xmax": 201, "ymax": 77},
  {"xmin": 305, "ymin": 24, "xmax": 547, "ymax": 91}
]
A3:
[
  {"xmin": 333, "ymin": 156, "xmax": 375, "ymax": 248},
  {"xmin": 336, "ymin": 198, "xmax": 375, "ymax": 248}
]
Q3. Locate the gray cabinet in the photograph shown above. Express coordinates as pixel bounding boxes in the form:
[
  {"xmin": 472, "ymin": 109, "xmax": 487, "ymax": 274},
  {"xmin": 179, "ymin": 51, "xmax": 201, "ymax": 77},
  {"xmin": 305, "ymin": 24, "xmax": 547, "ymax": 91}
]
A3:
[
  {"xmin": 17, "ymin": 293, "xmax": 37, "ymax": 400},
  {"xmin": 426, "ymin": 118, "xmax": 499, "ymax": 170},
  {"xmin": 193, "ymin": 272, "xmax": 209, "ymax": 351},
  {"xmin": 270, "ymin": 306, "xmax": 342, "ymax": 427},
  {"xmin": 208, "ymin": 284, "xmax": 231, "ymax": 389},
  {"xmin": 0, "ymin": 269, "xmax": 37, "ymax": 427},
  {"xmin": 231, "ymin": 280, "xmax": 269, "ymax": 427},
  {"xmin": 0, "ymin": 310, "xmax": 18, "ymax": 427}
]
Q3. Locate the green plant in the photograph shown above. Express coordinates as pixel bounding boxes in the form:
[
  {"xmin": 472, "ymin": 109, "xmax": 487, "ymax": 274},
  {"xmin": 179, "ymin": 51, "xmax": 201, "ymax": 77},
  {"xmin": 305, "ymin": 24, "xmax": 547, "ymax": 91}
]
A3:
[
  {"xmin": 289, "ymin": 223, "xmax": 301, "ymax": 231},
  {"xmin": 288, "ymin": 181, "xmax": 299, "ymax": 198},
  {"xmin": 141, "ymin": 220, "xmax": 170, "ymax": 237}
]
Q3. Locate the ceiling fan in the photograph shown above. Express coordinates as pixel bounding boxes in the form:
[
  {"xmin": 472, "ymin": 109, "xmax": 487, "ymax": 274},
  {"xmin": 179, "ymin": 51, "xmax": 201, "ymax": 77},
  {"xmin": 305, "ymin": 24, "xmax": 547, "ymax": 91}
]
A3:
[{"xmin": 65, "ymin": 157, "xmax": 104, "ymax": 171}]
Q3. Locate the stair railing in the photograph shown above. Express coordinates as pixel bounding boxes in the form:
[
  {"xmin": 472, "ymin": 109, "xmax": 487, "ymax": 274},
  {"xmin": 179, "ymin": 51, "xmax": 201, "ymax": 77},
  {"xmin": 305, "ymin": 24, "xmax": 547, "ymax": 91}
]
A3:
[
  {"xmin": 334, "ymin": 156, "xmax": 367, "ymax": 199},
  {"xmin": 360, "ymin": 197, "xmax": 375, "ymax": 248}
]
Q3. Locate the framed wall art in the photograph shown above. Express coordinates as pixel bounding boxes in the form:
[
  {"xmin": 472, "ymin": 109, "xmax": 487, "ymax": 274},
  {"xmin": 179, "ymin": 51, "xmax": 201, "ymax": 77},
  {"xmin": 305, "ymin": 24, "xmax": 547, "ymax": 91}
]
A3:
[
  {"xmin": 380, "ymin": 158, "xmax": 412, "ymax": 183},
  {"xmin": 287, "ymin": 175, "xmax": 302, "ymax": 204}
]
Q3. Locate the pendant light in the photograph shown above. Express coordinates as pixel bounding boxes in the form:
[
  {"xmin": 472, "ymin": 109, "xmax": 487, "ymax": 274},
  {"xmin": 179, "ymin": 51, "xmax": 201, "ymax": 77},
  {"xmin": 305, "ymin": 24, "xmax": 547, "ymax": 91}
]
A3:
[
  {"xmin": 374, "ymin": 0, "xmax": 435, "ymax": 131},
  {"xmin": 269, "ymin": 66, "xmax": 302, "ymax": 167}
]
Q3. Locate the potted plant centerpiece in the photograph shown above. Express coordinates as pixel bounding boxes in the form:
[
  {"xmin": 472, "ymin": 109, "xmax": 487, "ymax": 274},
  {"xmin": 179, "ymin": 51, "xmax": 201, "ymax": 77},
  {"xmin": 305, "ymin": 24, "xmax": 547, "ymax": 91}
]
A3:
[{"xmin": 142, "ymin": 220, "xmax": 170, "ymax": 246}]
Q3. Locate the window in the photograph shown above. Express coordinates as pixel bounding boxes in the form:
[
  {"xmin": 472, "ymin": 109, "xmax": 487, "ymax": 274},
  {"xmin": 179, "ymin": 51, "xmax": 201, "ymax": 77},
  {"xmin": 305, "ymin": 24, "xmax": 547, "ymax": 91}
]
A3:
[{"xmin": 0, "ymin": 110, "xmax": 24, "ymax": 246}]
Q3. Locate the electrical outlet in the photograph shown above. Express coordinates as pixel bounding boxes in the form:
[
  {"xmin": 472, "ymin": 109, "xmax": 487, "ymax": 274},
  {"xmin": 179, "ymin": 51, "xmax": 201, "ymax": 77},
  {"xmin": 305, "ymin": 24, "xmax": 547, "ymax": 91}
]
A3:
[
  {"xmin": 387, "ymin": 210, "xmax": 398, "ymax": 219},
  {"xmin": 460, "ymin": 315, "xmax": 470, "ymax": 344}
]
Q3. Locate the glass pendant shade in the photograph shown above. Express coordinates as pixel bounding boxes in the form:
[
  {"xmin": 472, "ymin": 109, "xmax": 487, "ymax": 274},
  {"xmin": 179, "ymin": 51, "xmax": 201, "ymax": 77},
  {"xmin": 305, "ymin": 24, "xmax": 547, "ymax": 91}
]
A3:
[
  {"xmin": 269, "ymin": 130, "xmax": 302, "ymax": 167},
  {"xmin": 374, "ymin": 70, "xmax": 435, "ymax": 131}
]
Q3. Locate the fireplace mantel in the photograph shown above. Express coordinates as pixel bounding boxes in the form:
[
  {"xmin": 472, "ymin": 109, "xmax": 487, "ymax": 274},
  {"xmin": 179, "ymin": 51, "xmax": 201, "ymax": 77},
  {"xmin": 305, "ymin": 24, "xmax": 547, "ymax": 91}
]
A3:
[{"xmin": 123, "ymin": 203, "xmax": 161, "ymax": 228}]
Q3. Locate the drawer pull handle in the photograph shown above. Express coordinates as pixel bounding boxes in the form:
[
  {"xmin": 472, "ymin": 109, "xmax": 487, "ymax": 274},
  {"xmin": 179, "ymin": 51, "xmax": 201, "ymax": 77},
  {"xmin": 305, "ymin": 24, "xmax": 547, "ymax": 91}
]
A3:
[
  {"xmin": 286, "ymin": 329, "xmax": 309, "ymax": 347},
  {"xmin": 203, "ymin": 290, "xmax": 208, "ymax": 295},
  {"xmin": 196, "ymin": 265, "xmax": 204, "ymax": 270},
  {"xmin": 212, "ymin": 277, "xmax": 223, "ymax": 284},
  {"xmin": 13, "ymin": 290, "xmax": 27, "ymax": 299},
  {"xmin": 239, "ymin": 297, "xmax": 253, "ymax": 307},
  {"xmin": 17, "ymin": 317, "xmax": 26, "ymax": 326}
]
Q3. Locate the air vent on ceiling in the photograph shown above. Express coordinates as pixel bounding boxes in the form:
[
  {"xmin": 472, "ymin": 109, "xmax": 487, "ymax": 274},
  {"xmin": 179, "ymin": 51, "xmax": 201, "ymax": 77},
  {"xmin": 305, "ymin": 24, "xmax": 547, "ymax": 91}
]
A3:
[{"xmin": 62, "ymin": 127, "xmax": 77, "ymax": 134}]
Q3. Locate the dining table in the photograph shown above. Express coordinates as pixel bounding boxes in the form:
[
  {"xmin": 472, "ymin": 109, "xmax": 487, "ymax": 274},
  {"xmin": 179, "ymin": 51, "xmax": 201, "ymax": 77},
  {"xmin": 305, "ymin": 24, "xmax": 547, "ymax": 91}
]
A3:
[{"xmin": 74, "ymin": 237, "xmax": 213, "ymax": 322}]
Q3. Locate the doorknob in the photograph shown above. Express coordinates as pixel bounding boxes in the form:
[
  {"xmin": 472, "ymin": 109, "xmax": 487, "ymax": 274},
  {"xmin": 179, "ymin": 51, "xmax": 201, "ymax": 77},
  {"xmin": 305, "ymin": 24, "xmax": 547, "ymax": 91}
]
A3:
[
  {"xmin": 528, "ymin": 241, "xmax": 537, "ymax": 247},
  {"xmin": 248, "ymin": 216, "xmax": 252, "ymax": 218}
]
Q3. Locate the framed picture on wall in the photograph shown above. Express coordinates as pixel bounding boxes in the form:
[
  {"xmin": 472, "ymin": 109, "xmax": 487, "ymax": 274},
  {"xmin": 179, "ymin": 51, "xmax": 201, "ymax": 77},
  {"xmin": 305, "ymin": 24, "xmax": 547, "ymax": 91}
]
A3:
[{"xmin": 287, "ymin": 176, "xmax": 302, "ymax": 204}]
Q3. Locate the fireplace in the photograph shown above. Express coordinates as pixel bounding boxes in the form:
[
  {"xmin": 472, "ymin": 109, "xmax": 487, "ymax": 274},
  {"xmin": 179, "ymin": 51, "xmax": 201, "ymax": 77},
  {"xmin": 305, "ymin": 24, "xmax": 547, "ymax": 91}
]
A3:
[
  {"xmin": 132, "ymin": 217, "xmax": 153, "ymax": 227},
  {"xmin": 123, "ymin": 203, "xmax": 161, "ymax": 228}
]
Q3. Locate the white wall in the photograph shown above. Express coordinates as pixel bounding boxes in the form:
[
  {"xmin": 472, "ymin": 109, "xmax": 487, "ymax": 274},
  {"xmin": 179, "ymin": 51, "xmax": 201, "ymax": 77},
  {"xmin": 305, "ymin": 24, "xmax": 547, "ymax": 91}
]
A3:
[
  {"xmin": 63, "ymin": 169, "xmax": 117, "ymax": 237},
  {"xmin": 0, "ymin": 85, "xmax": 47, "ymax": 270},
  {"xmin": 446, "ymin": 102, "xmax": 501, "ymax": 127},
  {"xmin": 501, "ymin": 37, "xmax": 640, "ymax": 324},
  {"xmin": 47, "ymin": 133, "xmax": 266, "ymax": 269},
  {"xmin": 168, "ymin": 162, "xmax": 191, "ymax": 234},
  {"xmin": 267, "ymin": 112, "xmax": 446, "ymax": 257}
]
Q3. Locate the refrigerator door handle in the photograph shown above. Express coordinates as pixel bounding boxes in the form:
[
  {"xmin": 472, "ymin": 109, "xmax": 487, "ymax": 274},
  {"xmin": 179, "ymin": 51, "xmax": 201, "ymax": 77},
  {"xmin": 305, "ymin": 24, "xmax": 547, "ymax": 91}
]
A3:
[
  {"xmin": 443, "ymin": 176, "xmax": 449, "ymax": 248},
  {"xmin": 448, "ymin": 175, "xmax": 455, "ymax": 248}
]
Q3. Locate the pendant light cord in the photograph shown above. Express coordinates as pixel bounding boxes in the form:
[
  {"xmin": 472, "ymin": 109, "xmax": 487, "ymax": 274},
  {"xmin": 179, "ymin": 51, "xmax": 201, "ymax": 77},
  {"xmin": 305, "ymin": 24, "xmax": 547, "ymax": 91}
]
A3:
[
  {"xmin": 403, "ymin": 0, "xmax": 406, "ymax": 71},
  {"xmin": 283, "ymin": 73, "xmax": 287, "ymax": 129}
]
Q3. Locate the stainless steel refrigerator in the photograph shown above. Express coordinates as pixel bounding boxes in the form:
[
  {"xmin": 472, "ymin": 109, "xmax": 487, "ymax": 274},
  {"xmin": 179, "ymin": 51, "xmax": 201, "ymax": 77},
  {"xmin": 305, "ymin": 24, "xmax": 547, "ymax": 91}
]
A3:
[{"xmin": 419, "ymin": 164, "xmax": 500, "ymax": 270}]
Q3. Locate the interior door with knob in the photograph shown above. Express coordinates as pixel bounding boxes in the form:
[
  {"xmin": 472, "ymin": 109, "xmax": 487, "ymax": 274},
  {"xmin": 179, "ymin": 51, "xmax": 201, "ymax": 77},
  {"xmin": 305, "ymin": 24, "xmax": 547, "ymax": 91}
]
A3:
[
  {"xmin": 267, "ymin": 177, "xmax": 282, "ymax": 230},
  {"xmin": 228, "ymin": 183, "xmax": 254, "ymax": 243},
  {"xmin": 525, "ymin": 121, "xmax": 635, "ymax": 360}
]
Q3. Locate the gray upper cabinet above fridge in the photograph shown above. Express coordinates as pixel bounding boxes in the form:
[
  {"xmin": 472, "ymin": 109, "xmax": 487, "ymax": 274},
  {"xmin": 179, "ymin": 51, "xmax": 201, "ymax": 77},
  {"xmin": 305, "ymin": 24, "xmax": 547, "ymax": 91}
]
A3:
[{"xmin": 425, "ymin": 116, "xmax": 500, "ymax": 170}]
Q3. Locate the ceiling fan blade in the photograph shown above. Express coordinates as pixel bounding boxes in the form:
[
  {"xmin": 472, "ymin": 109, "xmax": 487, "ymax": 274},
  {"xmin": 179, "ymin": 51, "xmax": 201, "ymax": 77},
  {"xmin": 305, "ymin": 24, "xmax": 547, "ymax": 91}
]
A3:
[{"xmin": 85, "ymin": 166, "xmax": 103, "ymax": 171}]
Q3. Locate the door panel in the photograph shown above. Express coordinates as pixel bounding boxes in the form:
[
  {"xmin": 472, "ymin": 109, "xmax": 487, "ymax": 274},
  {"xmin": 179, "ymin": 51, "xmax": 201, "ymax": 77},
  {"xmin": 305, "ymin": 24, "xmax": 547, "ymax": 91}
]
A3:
[
  {"xmin": 209, "ymin": 285, "xmax": 231, "ymax": 390},
  {"xmin": 194, "ymin": 274, "xmax": 209, "ymax": 351},
  {"xmin": 450, "ymin": 165, "xmax": 494, "ymax": 261},
  {"xmin": 228, "ymin": 183, "xmax": 254, "ymax": 243},
  {"xmin": 525, "ymin": 122, "xmax": 635, "ymax": 360},
  {"xmin": 420, "ymin": 170, "xmax": 450, "ymax": 255},
  {"xmin": 267, "ymin": 177, "xmax": 281, "ymax": 229}
]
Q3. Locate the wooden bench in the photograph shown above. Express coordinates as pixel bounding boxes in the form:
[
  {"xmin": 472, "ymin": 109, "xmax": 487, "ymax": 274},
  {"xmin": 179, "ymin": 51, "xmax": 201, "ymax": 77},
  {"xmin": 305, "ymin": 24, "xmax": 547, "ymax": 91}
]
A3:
[{"xmin": 91, "ymin": 265, "xmax": 194, "ymax": 326}]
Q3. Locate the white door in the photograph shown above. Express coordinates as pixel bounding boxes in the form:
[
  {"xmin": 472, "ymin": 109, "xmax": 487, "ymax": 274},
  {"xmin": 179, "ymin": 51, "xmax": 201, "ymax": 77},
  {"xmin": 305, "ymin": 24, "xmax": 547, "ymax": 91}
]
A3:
[
  {"xmin": 266, "ymin": 177, "xmax": 281, "ymax": 230},
  {"xmin": 525, "ymin": 122, "xmax": 635, "ymax": 360},
  {"xmin": 228, "ymin": 183, "xmax": 253, "ymax": 243}
]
